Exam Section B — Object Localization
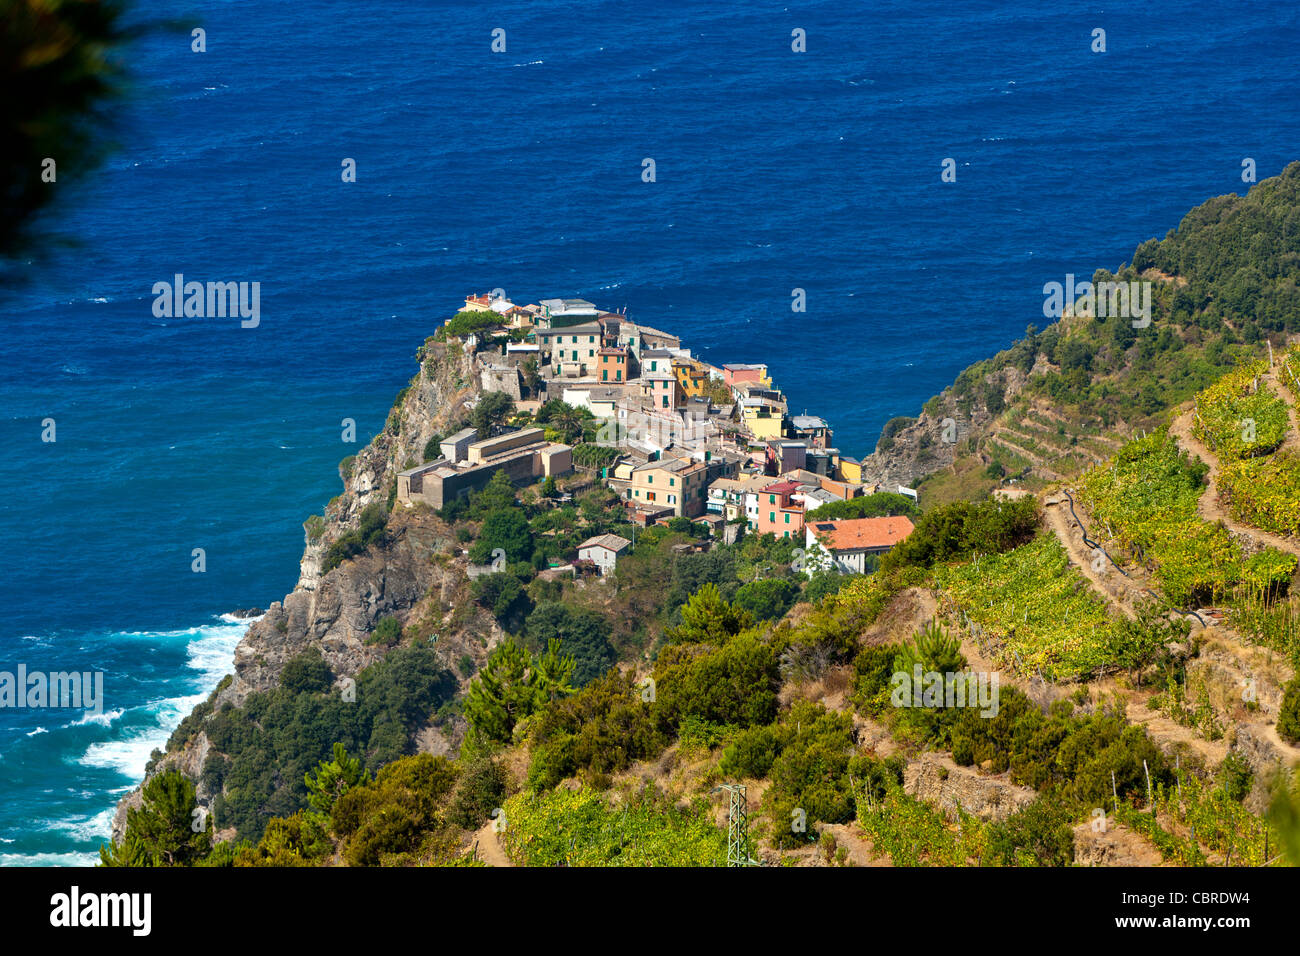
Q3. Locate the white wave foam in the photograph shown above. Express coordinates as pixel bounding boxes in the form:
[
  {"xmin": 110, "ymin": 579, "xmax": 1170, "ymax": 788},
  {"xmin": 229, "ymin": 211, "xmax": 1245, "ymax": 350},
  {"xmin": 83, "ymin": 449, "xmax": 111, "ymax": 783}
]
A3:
[
  {"xmin": 0, "ymin": 850, "xmax": 99, "ymax": 867},
  {"xmin": 26, "ymin": 727, "xmax": 48, "ymax": 737},
  {"xmin": 62, "ymin": 708, "xmax": 124, "ymax": 729},
  {"xmin": 40, "ymin": 807, "xmax": 116, "ymax": 842},
  {"xmin": 76, "ymin": 615, "xmax": 243, "ymax": 780}
]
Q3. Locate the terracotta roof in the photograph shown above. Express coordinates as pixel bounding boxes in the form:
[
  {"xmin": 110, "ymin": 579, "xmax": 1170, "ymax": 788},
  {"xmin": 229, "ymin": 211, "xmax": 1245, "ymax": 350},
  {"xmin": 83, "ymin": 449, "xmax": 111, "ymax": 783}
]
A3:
[
  {"xmin": 809, "ymin": 516, "xmax": 915, "ymax": 552},
  {"xmin": 761, "ymin": 480, "xmax": 801, "ymax": 496}
]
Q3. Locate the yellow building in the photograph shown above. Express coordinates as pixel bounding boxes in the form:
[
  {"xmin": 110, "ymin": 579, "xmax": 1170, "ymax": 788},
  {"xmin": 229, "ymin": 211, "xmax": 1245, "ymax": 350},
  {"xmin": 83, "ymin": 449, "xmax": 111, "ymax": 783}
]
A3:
[
  {"xmin": 672, "ymin": 358, "xmax": 708, "ymax": 400},
  {"xmin": 838, "ymin": 456, "xmax": 864, "ymax": 484},
  {"xmin": 629, "ymin": 456, "xmax": 709, "ymax": 517},
  {"xmin": 741, "ymin": 397, "xmax": 784, "ymax": 440}
]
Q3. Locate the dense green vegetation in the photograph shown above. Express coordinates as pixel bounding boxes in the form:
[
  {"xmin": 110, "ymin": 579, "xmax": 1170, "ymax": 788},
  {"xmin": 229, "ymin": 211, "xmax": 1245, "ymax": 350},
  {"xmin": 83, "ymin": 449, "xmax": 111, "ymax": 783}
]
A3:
[
  {"xmin": 910, "ymin": 163, "xmax": 1300, "ymax": 505},
  {"xmin": 878, "ymin": 495, "xmax": 1039, "ymax": 573},
  {"xmin": 437, "ymin": 309, "xmax": 505, "ymax": 340},
  {"xmin": 101, "ymin": 770, "xmax": 214, "ymax": 867},
  {"xmin": 200, "ymin": 643, "xmax": 456, "ymax": 842}
]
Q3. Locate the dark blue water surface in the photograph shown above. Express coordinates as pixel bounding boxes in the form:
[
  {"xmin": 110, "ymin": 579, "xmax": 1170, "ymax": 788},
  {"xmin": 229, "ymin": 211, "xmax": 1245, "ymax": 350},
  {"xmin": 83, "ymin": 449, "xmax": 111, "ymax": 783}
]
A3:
[{"xmin": 3, "ymin": 0, "xmax": 1298, "ymax": 863}]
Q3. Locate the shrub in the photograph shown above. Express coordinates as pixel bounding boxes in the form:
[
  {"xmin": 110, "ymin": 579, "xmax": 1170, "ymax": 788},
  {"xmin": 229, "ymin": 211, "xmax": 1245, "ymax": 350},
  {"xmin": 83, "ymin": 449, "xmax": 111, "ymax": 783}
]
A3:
[
  {"xmin": 982, "ymin": 796, "xmax": 1076, "ymax": 866},
  {"xmin": 719, "ymin": 725, "xmax": 781, "ymax": 778},
  {"xmin": 808, "ymin": 492, "xmax": 920, "ymax": 521},
  {"xmin": 879, "ymin": 496, "xmax": 1039, "ymax": 573},
  {"xmin": 1278, "ymin": 677, "xmax": 1300, "ymax": 744},
  {"xmin": 468, "ymin": 507, "xmax": 533, "ymax": 564},
  {"xmin": 280, "ymin": 648, "xmax": 333, "ymax": 695},
  {"xmin": 523, "ymin": 602, "xmax": 616, "ymax": 687},
  {"xmin": 654, "ymin": 632, "xmax": 779, "ymax": 731},
  {"xmin": 471, "ymin": 571, "xmax": 533, "ymax": 629},
  {"xmin": 447, "ymin": 758, "xmax": 507, "ymax": 830},
  {"xmin": 332, "ymin": 754, "xmax": 459, "ymax": 866},
  {"xmin": 733, "ymin": 577, "xmax": 801, "ymax": 621},
  {"xmin": 367, "ymin": 616, "xmax": 403, "ymax": 648},
  {"xmin": 321, "ymin": 502, "xmax": 389, "ymax": 574},
  {"xmin": 525, "ymin": 670, "xmax": 666, "ymax": 791}
]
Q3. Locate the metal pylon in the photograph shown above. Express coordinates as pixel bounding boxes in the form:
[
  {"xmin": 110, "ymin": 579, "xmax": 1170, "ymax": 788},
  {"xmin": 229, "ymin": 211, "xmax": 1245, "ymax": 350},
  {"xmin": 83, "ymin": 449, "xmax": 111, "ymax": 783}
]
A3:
[{"xmin": 719, "ymin": 783, "xmax": 754, "ymax": 866}]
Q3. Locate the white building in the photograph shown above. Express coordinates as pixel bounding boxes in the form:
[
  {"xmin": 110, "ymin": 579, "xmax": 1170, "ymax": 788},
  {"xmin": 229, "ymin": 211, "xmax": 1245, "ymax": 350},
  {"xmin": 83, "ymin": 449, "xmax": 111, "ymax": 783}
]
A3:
[{"xmin": 576, "ymin": 533, "xmax": 632, "ymax": 575}]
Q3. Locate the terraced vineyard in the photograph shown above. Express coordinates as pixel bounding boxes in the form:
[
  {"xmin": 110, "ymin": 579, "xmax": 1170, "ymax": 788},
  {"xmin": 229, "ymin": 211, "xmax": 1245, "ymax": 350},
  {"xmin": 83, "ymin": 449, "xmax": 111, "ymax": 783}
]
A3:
[
  {"xmin": 1202, "ymin": 349, "xmax": 1300, "ymax": 537},
  {"xmin": 1229, "ymin": 584, "xmax": 1300, "ymax": 666},
  {"xmin": 1191, "ymin": 359, "xmax": 1288, "ymax": 459},
  {"xmin": 1076, "ymin": 430, "xmax": 1296, "ymax": 607},
  {"xmin": 497, "ymin": 787, "xmax": 728, "ymax": 867},
  {"xmin": 932, "ymin": 533, "xmax": 1121, "ymax": 680},
  {"xmin": 1119, "ymin": 775, "xmax": 1280, "ymax": 866},
  {"xmin": 856, "ymin": 786, "xmax": 988, "ymax": 866},
  {"xmin": 1219, "ymin": 453, "xmax": 1300, "ymax": 536}
]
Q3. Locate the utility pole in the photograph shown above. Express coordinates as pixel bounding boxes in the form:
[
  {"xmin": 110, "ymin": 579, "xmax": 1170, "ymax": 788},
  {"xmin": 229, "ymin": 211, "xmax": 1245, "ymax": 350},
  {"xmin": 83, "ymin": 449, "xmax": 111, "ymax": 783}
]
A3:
[{"xmin": 715, "ymin": 784, "xmax": 755, "ymax": 867}]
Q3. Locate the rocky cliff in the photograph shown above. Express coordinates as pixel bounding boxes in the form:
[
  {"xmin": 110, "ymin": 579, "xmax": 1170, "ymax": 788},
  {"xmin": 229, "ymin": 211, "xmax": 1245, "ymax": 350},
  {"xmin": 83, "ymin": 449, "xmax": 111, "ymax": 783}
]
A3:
[{"xmin": 112, "ymin": 339, "xmax": 495, "ymax": 842}]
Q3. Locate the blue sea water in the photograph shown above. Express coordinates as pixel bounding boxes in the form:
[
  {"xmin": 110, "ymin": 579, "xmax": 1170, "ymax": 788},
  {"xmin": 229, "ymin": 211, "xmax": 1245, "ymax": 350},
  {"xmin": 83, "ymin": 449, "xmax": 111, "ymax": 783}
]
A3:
[{"xmin": 3, "ymin": 0, "xmax": 1299, "ymax": 864}]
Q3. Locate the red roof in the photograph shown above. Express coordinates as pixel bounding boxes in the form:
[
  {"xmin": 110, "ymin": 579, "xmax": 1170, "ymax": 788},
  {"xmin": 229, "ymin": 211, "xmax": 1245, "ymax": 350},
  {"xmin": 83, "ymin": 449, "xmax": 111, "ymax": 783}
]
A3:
[
  {"xmin": 761, "ymin": 480, "xmax": 801, "ymax": 496},
  {"xmin": 810, "ymin": 516, "xmax": 914, "ymax": 552}
]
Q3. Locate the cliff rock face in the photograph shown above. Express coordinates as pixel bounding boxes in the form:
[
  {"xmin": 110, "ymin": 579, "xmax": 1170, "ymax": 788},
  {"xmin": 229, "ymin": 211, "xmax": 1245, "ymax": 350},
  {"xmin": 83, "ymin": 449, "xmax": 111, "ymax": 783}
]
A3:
[
  {"xmin": 860, "ymin": 363, "xmax": 1032, "ymax": 489},
  {"xmin": 298, "ymin": 341, "xmax": 481, "ymax": 593},
  {"xmin": 112, "ymin": 340, "xmax": 492, "ymax": 843},
  {"xmin": 1072, "ymin": 820, "xmax": 1165, "ymax": 866},
  {"xmin": 902, "ymin": 752, "xmax": 1037, "ymax": 822}
]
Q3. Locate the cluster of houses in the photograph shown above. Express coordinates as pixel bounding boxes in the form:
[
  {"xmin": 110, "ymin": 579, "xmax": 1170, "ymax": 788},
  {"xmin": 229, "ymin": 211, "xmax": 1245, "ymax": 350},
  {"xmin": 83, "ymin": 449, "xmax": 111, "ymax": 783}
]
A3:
[{"xmin": 397, "ymin": 292, "xmax": 916, "ymax": 575}]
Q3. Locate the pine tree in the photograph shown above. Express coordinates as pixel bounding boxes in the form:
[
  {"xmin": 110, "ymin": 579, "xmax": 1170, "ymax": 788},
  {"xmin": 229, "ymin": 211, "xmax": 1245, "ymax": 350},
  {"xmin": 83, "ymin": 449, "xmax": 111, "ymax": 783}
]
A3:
[
  {"xmin": 304, "ymin": 743, "xmax": 370, "ymax": 817},
  {"xmin": 100, "ymin": 769, "xmax": 212, "ymax": 867},
  {"xmin": 664, "ymin": 583, "xmax": 753, "ymax": 644},
  {"xmin": 465, "ymin": 639, "xmax": 575, "ymax": 746}
]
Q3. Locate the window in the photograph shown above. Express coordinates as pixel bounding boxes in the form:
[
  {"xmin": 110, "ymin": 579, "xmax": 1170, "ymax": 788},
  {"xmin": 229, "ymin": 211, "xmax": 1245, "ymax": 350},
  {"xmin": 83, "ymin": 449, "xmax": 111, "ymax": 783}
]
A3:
[
  {"xmin": 784, "ymin": 513, "xmax": 790, "ymax": 523},
  {"xmin": 647, "ymin": 475, "xmax": 653, "ymax": 483},
  {"xmin": 669, "ymin": 477, "xmax": 675, "ymax": 486},
  {"xmin": 602, "ymin": 370, "xmax": 608, "ymax": 381},
  {"xmin": 769, "ymin": 495, "xmax": 775, "ymax": 504},
  {"xmin": 662, "ymin": 397, "xmax": 668, "ymax": 408},
  {"xmin": 571, "ymin": 336, "xmax": 577, "ymax": 343},
  {"xmin": 668, "ymin": 495, "xmax": 676, "ymax": 504},
  {"xmin": 769, "ymin": 512, "xmax": 775, "ymax": 523}
]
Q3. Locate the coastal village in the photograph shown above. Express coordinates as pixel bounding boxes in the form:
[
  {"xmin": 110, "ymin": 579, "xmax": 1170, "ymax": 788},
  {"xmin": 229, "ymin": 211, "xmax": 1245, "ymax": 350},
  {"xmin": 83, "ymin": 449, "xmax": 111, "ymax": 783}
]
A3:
[{"xmin": 396, "ymin": 292, "xmax": 916, "ymax": 573}]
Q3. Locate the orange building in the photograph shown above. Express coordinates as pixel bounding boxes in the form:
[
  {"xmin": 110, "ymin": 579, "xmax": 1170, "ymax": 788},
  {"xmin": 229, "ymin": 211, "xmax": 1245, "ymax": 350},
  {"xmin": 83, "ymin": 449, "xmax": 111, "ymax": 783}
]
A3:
[{"xmin": 597, "ymin": 346, "xmax": 628, "ymax": 383}]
